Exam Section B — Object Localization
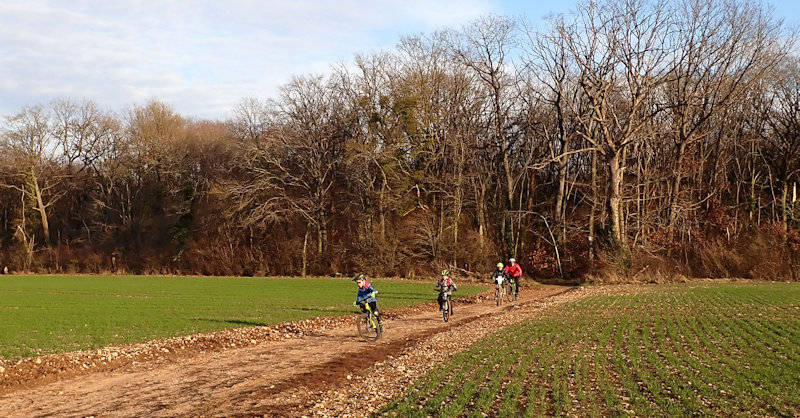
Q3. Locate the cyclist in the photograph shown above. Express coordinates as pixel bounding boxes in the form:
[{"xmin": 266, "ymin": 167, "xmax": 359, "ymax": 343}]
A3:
[
  {"xmin": 491, "ymin": 262, "xmax": 506, "ymax": 294},
  {"xmin": 491, "ymin": 262, "xmax": 506, "ymax": 284},
  {"xmin": 353, "ymin": 273, "xmax": 382, "ymax": 327},
  {"xmin": 503, "ymin": 257, "xmax": 523, "ymax": 298},
  {"xmin": 436, "ymin": 269, "xmax": 458, "ymax": 315}
]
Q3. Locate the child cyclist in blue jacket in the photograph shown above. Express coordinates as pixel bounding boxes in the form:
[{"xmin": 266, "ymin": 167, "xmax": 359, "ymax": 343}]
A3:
[{"xmin": 353, "ymin": 273, "xmax": 382, "ymax": 326}]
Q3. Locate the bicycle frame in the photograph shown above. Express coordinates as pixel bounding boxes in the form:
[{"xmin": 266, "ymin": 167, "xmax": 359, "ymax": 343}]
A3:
[
  {"xmin": 438, "ymin": 289, "xmax": 453, "ymax": 322},
  {"xmin": 508, "ymin": 277, "xmax": 518, "ymax": 299},
  {"xmin": 356, "ymin": 301, "xmax": 382, "ymax": 341},
  {"xmin": 363, "ymin": 303, "xmax": 378, "ymax": 328},
  {"xmin": 439, "ymin": 289, "xmax": 452, "ymax": 306},
  {"xmin": 495, "ymin": 280, "xmax": 505, "ymax": 306}
]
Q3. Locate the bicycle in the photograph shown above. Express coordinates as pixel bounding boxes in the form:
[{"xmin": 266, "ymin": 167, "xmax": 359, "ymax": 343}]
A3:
[
  {"xmin": 436, "ymin": 287, "xmax": 454, "ymax": 322},
  {"xmin": 507, "ymin": 277, "xmax": 518, "ymax": 301},
  {"xmin": 494, "ymin": 277, "xmax": 506, "ymax": 306},
  {"xmin": 503, "ymin": 278, "xmax": 514, "ymax": 303},
  {"xmin": 355, "ymin": 301, "xmax": 383, "ymax": 342}
]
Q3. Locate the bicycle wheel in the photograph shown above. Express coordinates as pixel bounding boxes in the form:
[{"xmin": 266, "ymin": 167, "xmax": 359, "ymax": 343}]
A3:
[
  {"xmin": 503, "ymin": 281, "xmax": 514, "ymax": 303},
  {"xmin": 442, "ymin": 300, "xmax": 450, "ymax": 322},
  {"xmin": 357, "ymin": 313, "xmax": 381, "ymax": 341},
  {"xmin": 374, "ymin": 314, "xmax": 383, "ymax": 338}
]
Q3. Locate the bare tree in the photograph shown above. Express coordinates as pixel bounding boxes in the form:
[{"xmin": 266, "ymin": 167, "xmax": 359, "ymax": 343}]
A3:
[
  {"xmin": 389, "ymin": 32, "xmax": 470, "ymax": 265},
  {"xmin": 1, "ymin": 105, "xmax": 64, "ymax": 249},
  {"xmin": 556, "ymin": 0, "xmax": 674, "ymax": 249},
  {"xmin": 51, "ymin": 99, "xmax": 115, "ymax": 173},
  {"xmin": 451, "ymin": 14, "xmax": 522, "ymax": 258},
  {"xmin": 759, "ymin": 58, "xmax": 800, "ymax": 231},
  {"xmin": 49, "ymin": 99, "xmax": 123, "ymax": 248},
  {"xmin": 226, "ymin": 75, "xmax": 349, "ymax": 275},
  {"xmin": 340, "ymin": 52, "xmax": 403, "ymax": 247},
  {"xmin": 663, "ymin": 0, "xmax": 787, "ymax": 228},
  {"xmin": 228, "ymin": 97, "xmax": 272, "ymax": 144},
  {"xmin": 521, "ymin": 17, "xmax": 593, "ymax": 242}
]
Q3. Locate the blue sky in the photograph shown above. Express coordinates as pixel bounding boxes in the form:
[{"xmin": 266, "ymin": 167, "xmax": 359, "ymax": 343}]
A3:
[{"xmin": 1, "ymin": 0, "xmax": 797, "ymax": 121}]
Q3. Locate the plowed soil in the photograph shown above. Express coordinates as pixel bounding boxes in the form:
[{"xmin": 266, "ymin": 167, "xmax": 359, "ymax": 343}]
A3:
[{"xmin": 0, "ymin": 284, "xmax": 575, "ymax": 417}]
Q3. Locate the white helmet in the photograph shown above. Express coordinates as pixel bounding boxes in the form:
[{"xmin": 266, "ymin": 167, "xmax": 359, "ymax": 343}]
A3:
[{"xmin": 509, "ymin": 258, "xmax": 516, "ymax": 263}]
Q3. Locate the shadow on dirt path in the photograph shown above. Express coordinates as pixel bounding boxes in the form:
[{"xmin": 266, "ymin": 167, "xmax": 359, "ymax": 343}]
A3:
[{"xmin": 0, "ymin": 284, "xmax": 573, "ymax": 417}]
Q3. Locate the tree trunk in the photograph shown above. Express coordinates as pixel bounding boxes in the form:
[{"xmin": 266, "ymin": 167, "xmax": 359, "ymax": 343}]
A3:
[
  {"xmin": 554, "ymin": 138, "xmax": 569, "ymax": 241},
  {"xmin": 379, "ymin": 179, "xmax": 387, "ymax": 242},
  {"xmin": 31, "ymin": 173, "xmax": 51, "ymax": 247},
  {"xmin": 16, "ymin": 194, "xmax": 35, "ymax": 271},
  {"xmin": 607, "ymin": 151, "xmax": 625, "ymax": 248},
  {"xmin": 781, "ymin": 180, "xmax": 789, "ymax": 234},
  {"xmin": 438, "ymin": 196, "xmax": 445, "ymax": 261},
  {"xmin": 502, "ymin": 145, "xmax": 514, "ymax": 257},
  {"xmin": 317, "ymin": 224, "xmax": 324, "ymax": 255},
  {"xmin": 475, "ymin": 179, "xmax": 487, "ymax": 248},
  {"xmin": 668, "ymin": 141, "xmax": 687, "ymax": 227},
  {"xmin": 453, "ymin": 184, "xmax": 463, "ymax": 267},
  {"xmin": 302, "ymin": 229, "xmax": 309, "ymax": 277},
  {"xmin": 636, "ymin": 144, "xmax": 644, "ymax": 245},
  {"xmin": 589, "ymin": 148, "xmax": 597, "ymax": 261},
  {"xmin": 496, "ymin": 82, "xmax": 514, "ymax": 257},
  {"xmin": 750, "ymin": 141, "xmax": 758, "ymax": 223},
  {"xmin": 317, "ymin": 209, "xmax": 327, "ymax": 256}
]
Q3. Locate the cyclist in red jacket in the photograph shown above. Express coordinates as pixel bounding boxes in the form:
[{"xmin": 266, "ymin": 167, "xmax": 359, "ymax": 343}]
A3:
[{"xmin": 503, "ymin": 257, "xmax": 522, "ymax": 298}]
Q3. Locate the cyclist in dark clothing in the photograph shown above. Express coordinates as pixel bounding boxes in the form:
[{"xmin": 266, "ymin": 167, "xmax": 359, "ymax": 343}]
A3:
[{"xmin": 491, "ymin": 262, "xmax": 506, "ymax": 285}]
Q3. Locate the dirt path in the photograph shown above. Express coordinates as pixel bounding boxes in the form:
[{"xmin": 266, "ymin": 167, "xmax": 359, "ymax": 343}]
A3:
[{"xmin": 0, "ymin": 284, "xmax": 574, "ymax": 417}]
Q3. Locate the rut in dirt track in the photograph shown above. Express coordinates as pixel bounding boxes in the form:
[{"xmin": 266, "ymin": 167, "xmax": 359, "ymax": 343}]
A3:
[{"xmin": 0, "ymin": 284, "xmax": 572, "ymax": 417}]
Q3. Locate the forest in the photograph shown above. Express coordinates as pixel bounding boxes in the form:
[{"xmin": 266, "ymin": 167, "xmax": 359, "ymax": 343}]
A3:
[{"xmin": 1, "ymin": 0, "xmax": 798, "ymax": 281}]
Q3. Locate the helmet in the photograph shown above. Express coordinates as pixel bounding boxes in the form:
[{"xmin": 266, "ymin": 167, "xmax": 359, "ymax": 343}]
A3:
[
  {"xmin": 441, "ymin": 269, "xmax": 449, "ymax": 276},
  {"xmin": 352, "ymin": 273, "xmax": 366, "ymax": 282},
  {"xmin": 496, "ymin": 262, "xmax": 504, "ymax": 269},
  {"xmin": 509, "ymin": 258, "xmax": 516, "ymax": 263}
]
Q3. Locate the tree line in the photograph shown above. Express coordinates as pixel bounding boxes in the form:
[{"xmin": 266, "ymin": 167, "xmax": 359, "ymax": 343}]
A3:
[{"xmin": 2, "ymin": 0, "xmax": 798, "ymax": 281}]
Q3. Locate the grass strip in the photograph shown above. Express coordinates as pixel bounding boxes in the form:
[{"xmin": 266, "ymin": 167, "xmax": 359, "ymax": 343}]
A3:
[{"xmin": 0, "ymin": 275, "xmax": 485, "ymax": 359}]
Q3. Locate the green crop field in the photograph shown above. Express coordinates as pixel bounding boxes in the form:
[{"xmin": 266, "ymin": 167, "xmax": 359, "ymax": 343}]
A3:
[
  {"xmin": 0, "ymin": 275, "xmax": 485, "ymax": 360},
  {"xmin": 383, "ymin": 282, "xmax": 800, "ymax": 417}
]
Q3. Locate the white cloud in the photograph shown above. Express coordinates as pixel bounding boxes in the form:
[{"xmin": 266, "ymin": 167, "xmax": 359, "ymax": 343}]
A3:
[
  {"xmin": 3, "ymin": 0, "xmax": 797, "ymax": 120},
  {"xmin": 0, "ymin": 0, "xmax": 494, "ymax": 120}
]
